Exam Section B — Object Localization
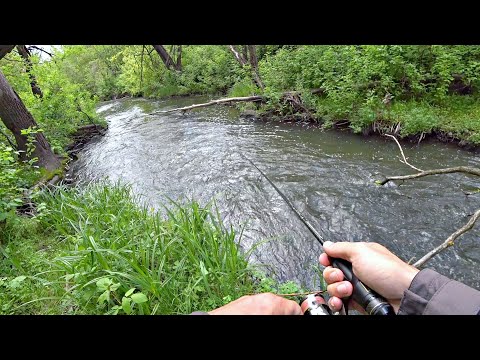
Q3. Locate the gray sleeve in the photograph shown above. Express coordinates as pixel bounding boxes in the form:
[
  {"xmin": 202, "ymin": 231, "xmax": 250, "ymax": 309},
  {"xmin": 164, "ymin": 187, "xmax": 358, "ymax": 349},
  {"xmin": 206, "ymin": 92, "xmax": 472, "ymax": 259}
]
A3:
[
  {"xmin": 190, "ymin": 311, "xmax": 209, "ymax": 315},
  {"xmin": 398, "ymin": 268, "xmax": 480, "ymax": 315}
]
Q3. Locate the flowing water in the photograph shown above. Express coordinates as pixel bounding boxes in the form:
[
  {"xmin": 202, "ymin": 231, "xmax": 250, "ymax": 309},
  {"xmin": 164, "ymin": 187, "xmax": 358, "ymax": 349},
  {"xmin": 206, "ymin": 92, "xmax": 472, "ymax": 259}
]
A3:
[{"xmin": 70, "ymin": 96, "xmax": 480, "ymax": 289}]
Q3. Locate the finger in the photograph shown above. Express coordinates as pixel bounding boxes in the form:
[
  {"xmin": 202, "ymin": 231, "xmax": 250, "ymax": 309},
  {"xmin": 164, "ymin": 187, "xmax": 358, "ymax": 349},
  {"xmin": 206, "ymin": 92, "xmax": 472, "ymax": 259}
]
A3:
[
  {"xmin": 323, "ymin": 241, "xmax": 361, "ymax": 262},
  {"xmin": 284, "ymin": 299, "xmax": 303, "ymax": 315},
  {"xmin": 328, "ymin": 296, "xmax": 344, "ymax": 312},
  {"xmin": 327, "ymin": 281, "xmax": 353, "ymax": 298},
  {"xmin": 319, "ymin": 253, "xmax": 331, "ymax": 267},
  {"xmin": 323, "ymin": 266, "xmax": 345, "ymax": 284}
]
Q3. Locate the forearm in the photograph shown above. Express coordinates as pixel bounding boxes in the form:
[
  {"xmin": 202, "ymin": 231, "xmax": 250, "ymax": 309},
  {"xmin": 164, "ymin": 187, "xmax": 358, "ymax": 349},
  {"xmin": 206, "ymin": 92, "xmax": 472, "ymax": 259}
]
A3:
[{"xmin": 398, "ymin": 268, "xmax": 480, "ymax": 315}]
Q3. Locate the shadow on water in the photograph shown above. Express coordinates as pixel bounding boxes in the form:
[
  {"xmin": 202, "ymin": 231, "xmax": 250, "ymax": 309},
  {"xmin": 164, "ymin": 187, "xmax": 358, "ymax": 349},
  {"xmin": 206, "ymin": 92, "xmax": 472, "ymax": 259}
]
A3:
[{"xmin": 71, "ymin": 97, "xmax": 480, "ymax": 289}]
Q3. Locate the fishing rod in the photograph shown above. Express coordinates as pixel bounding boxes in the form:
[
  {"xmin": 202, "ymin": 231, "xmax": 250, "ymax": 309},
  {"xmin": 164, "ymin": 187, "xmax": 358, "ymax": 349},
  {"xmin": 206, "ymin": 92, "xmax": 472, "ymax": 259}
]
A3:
[{"xmin": 243, "ymin": 155, "xmax": 395, "ymax": 316}]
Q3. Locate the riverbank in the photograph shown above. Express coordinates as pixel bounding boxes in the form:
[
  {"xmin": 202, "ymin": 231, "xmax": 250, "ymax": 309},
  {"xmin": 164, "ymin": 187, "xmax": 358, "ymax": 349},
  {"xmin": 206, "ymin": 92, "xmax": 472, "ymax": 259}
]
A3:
[
  {"xmin": 0, "ymin": 184, "xmax": 294, "ymax": 314},
  {"xmin": 250, "ymin": 94, "xmax": 480, "ymax": 152},
  {"xmin": 1, "ymin": 123, "xmax": 300, "ymax": 314}
]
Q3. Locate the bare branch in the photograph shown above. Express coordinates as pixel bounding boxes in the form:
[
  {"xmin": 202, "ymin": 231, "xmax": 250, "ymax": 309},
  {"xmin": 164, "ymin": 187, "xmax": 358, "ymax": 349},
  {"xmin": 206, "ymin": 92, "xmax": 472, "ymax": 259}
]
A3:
[
  {"xmin": 413, "ymin": 209, "xmax": 480, "ymax": 268},
  {"xmin": 28, "ymin": 46, "xmax": 53, "ymax": 58},
  {"xmin": 148, "ymin": 88, "xmax": 325, "ymax": 116},
  {"xmin": 378, "ymin": 166, "xmax": 480, "ymax": 185},
  {"xmin": 384, "ymin": 134, "xmax": 423, "ymax": 172},
  {"xmin": 149, "ymin": 96, "xmax": 264, "ymax": 115},
  {"xmin": 228, "ymin": 45, "xmax": 247, "ymax": 65}
]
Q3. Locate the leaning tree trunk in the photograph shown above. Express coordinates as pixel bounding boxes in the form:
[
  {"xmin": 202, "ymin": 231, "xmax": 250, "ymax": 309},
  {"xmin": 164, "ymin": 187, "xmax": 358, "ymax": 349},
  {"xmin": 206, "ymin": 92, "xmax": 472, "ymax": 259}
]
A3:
[
  {"xmin": 0, "ymin": 69, "xmax": 61, "ymax": 171},
  {"xmin": 0, "ymin": 45, "xmax": 15, "ymax": 60},
  {"xmin": 228, "ymin": 45, "xmax": 264, "ymax": 89},
  {"xmin": 152, "ymin": 45, "xmax": 182, "ymax": 71},
  {"xmin": 16, "ymin": 45, "xmax": 43, "ymax": 98}
]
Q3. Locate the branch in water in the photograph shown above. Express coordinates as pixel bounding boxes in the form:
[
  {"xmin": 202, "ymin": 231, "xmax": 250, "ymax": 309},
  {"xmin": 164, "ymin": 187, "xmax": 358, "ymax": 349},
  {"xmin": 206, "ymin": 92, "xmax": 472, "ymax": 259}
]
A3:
[
  {"xmin": 384, "ymin": 134, "xmax": 423, "ymax": 172},
  {"xmin": 413, "ymin": 209, "xmax": 480, "ymax": 268},
  {"xmin": 377, "ymin": 166, "xmax": 480, "ymax": 185},
  {"xmin": 147, "ymin": 89, "xmax": 325, "ymax": 116},
  {"xmin": 148, "ymin": 96, "xmax": 264, "ymax": 115}
]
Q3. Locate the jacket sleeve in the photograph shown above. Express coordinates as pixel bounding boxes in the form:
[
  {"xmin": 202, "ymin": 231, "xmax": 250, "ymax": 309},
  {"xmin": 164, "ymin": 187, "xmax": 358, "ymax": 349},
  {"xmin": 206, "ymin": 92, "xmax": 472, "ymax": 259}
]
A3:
[{"xmin": 398, "ymin": 268, "xmax": 480, "ymax": 315}]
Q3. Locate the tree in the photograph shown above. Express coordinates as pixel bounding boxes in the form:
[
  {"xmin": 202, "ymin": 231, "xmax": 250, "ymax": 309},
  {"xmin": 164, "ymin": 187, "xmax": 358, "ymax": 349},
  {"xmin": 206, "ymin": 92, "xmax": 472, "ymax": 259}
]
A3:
[
  {"xmin": 16, "ymin": 45, "xmax": 43, "ymax": 98},
  {"xmin": 0, "ymin": 69, "xmax": 61, "ymax": 171},
  {"xmin": 0, "ymin": 45, "xmax": 15, "ymax": 60},
  {"xmin": 228, "ymin": 45, "xmax": 264, "ymax": 89},
  {"xmin": 152, "ymin": 45, "xmax": 182, "ymax": 71}
]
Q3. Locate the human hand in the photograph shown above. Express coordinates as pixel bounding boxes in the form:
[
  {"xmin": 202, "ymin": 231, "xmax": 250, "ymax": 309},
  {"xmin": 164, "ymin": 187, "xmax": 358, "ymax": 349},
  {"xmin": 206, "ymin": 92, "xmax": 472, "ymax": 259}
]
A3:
[
  {"xmin": 319, "ymin": 241, "xmax": 419, "ymax": 313},
  {"xmin": 208, "ymin": 293, "xmax": 303, "ymax": 315}
]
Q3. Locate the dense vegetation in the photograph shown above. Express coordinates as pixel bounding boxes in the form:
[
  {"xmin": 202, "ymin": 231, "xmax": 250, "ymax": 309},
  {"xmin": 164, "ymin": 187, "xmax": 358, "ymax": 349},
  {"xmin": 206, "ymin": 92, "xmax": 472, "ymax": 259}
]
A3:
[
  {"xmin": 56, "ymin": 45, "xmax": 480, "ymax": 143},
  {"xmin": 1, "ymin": 184, "xmax": 305, "ymax": 314},
  {"xmin": 1, "ymin": 45, "xmax": 479, "ymax": 314}
]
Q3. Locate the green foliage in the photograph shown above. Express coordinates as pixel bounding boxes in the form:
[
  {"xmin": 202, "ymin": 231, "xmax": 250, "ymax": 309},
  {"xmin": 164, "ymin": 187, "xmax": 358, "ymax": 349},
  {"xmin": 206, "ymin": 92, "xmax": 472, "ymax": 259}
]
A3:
[
  {"xmin": 58, "ymin": 45, "xmax": 126, "ymax": 99},
  {"xmin": 0, "ymin": 47, "xmax": 102, "ymax": 220},
  {"xmin": 258, "ymin": 45, "xmax": 480, "ymax": 142},
  {"xmin": 0, "ymin": 184, "xmax": 285, "ymax": 314},
  {"xmin": 59, "ymin": 45, "xmax": 243, "ymax": 99},
  {"xmin": 0, "ymin": 144, "xmax": 24, "ymax": 220},
  {"xmin": 228, "ymin": 78, "xmax": 260, "ymax": 97},
  {"xmin": 1, "ymin": 48, "xmax": 102, "ymax": 155},
  {"xmin": 0, "ymin": 138, "xmax": 40, "ymax": 221}
]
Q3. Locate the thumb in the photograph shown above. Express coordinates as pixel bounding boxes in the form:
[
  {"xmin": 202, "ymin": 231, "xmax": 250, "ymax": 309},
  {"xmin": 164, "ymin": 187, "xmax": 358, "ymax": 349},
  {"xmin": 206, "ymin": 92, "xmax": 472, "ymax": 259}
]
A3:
[{"xmin": 323, "ymin": 241, "xmax": 358, "ymax": 262}]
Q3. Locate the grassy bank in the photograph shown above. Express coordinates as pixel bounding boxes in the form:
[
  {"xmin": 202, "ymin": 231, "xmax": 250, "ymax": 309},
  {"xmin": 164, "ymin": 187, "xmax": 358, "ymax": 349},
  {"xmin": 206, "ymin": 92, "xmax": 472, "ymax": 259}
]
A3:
[
  {"xmin": 258, "ymin": 94, "xmax": 480, "ymax": 147},
  {"xmin": 0, "ymin": 183, "xmax": 306, "ymax": 314}
]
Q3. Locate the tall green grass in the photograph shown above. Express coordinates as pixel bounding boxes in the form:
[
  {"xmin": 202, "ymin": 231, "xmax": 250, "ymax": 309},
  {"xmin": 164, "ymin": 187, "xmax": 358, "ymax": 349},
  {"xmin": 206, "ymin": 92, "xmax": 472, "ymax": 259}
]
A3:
[
  {"xmin": 45, "ymin": 184, "xmax": 261, "ymax": 314},
  {"xmin": 1, "ymin": 184, "xmax": 322, "ymax": 314},
  {"xmin": 0, "ymin": 184, "xmax": 267, "ymax": 314}
]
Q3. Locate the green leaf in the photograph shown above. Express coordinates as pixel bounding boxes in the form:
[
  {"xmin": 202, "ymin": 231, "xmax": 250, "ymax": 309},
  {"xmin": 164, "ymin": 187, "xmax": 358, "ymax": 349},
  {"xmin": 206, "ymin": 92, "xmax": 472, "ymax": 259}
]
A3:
[
  {"xmin": 110, "ymin": 282, "xmax": 120, "ymax": 292},
  {"xmin": 111, "ymin": 306, "xmax": 120, "ymax": 315},
  {"xmin": 199, "ymin": 261, "xmax": 209, "ymax": 277},
  {"xmin": 124, "ymin": 288, "xmax": 136, "ymax": 297},
  {"xmin": 9, "ymin": 276, "xmax": 27, "ymax": 289},
  {"xmin": 122, "ymin": 297, "xmax": 132, "ymax": 314},
  {"xmin": 98, "ymin": 290, "xmax": 110, "ymax": 304},
  {"xmin": 96, "ymin": 278, "xmax": 112, "ymax": 291},
  {"xmin": 131, "ymin": 292, "xmax": 148, "ymax": 304}
]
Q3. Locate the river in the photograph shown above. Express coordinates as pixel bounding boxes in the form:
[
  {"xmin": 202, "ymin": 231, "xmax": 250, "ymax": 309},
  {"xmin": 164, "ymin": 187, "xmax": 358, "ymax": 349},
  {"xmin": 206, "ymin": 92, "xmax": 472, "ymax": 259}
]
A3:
[{"xmin": 70, "ymin": 96, "xmax": 480, "ymax": 289}]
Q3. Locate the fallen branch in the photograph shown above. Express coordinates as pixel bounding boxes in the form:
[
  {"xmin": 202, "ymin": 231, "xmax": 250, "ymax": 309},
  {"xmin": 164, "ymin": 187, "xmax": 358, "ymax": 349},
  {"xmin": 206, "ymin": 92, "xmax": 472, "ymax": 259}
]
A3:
[
  {"xmin": 379, "ymin": 134, "xmax": 480, "ymax": 267},
  {"xmin": 148, "ymin": 88, "xmax": 325, "ymax": 116},
  {"xmin": 149, "ymin": 95, "xmax": 264, "ymax": 115},
  {"xmin": 384, "ymin": 134, "xmax": 423, "ymax": 172},
  {"xmin": 377, "ymin": 166, "xmax": 480, "ymax": 185},
  {"xmin": 413, "ymin": 209, "xmax": 480, "ymax": 268}
]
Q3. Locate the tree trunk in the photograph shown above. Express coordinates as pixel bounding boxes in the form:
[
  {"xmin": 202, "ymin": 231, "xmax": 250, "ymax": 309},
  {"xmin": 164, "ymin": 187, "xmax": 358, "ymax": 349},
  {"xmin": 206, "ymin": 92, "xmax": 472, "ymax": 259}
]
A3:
[
  {"xmin": 152, "ymin": 45, "xmax": 182, "ymax": 71},
  {"xmin": 0, "ymin": 69, "xmax": 61, "ymax": 171},
  {"xmin": 16, "ymin": 45, "xmax": 43, "ymax": 98},
  {"xmin": 228, "ymin": 45, "xmax": 264, "ymax": 89},
  {"xmin": 247, "ymin": 45, "xmax": 264, "ymax": 89},
  {"xmin": 0, "ymin": 45, "xmax": 15, "ymax": 60},
  {"xmin": 176, "ymin": 45, "xmax": 182, "ymax": 71}
]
